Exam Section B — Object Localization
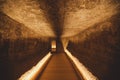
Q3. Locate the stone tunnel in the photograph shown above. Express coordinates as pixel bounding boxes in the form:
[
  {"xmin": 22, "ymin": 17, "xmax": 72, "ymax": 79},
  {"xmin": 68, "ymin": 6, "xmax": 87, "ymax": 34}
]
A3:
[{"xmin": 0, "ymin": 0, "xmax": 120, "ymax": 80}]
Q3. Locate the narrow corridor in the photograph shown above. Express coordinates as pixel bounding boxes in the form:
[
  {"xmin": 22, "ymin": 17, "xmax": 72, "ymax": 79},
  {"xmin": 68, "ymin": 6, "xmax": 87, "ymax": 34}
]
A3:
[{"xmin": 38, "ymin": 53, "xmax": 80, "ymax": 80}]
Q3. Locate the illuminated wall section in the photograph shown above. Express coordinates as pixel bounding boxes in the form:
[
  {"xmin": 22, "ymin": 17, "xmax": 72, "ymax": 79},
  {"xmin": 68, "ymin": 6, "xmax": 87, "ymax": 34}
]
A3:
[
  {"xmin": 62, "ymin": 0, "xmax": 119, "ymax": 38},
  {"xmin": 2, "ymin": 0, "xmax": 55, "ymax": 38}
]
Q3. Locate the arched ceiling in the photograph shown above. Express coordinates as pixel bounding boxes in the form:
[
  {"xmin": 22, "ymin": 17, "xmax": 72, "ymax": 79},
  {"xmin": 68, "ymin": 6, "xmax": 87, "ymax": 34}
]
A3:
[
  {"xmin": 1, "ymin": 0, "xmax": 55, "ymax": 38},
  {"xmin": 0, "ymin": 0, "xmax": 119, "ymax": 39}
]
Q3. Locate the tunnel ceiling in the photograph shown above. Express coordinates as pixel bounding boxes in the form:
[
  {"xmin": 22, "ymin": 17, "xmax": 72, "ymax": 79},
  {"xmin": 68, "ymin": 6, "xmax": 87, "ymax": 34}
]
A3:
[{"xmin": 0, "ymin": 0, "xmax": 119, "ymax": 39}]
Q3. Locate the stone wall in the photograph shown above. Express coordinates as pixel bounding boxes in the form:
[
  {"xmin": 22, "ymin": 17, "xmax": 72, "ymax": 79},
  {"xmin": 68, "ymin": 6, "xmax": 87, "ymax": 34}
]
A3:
[
  {"xmin": 0, "ymin": 12, "xmax": 51, "ymax": 80},
  {"xmin": 67, "ymin": 15, "xmax": 120, "ymax": 80},
  {"xmin": 0, "ymin": 38, "xmax": 50, "ymax": 80}
]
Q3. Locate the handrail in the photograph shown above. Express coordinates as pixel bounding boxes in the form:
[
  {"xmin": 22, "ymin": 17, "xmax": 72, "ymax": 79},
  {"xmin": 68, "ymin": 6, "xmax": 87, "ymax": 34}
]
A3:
[
  {"xmin": 65, "ymin": 49, "xmax": 98, "ymax": 80},
  {"xmin": 18, "ymin": 52, "xmax": 52, "ymax": 80}
]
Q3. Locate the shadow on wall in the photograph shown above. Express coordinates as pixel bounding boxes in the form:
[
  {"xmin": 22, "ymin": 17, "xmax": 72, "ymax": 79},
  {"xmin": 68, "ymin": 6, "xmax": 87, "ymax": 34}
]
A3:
[
  {"xmin": 67, "ymin": 14, "xmax": 120, "ymax": 80},
  {"xmin": 0, "ymin": 38, "xmax": 50, "ymax": 80},
  {"xmin": 0, "ymin": 11, "xmax": 51, "ymax": 80}
]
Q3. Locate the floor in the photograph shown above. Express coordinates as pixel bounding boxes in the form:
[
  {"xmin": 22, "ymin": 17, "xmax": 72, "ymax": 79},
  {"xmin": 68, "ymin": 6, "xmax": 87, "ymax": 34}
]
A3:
[{"xmin": 38, "ymin": 52, "xmax": 80, "ymax": 80}]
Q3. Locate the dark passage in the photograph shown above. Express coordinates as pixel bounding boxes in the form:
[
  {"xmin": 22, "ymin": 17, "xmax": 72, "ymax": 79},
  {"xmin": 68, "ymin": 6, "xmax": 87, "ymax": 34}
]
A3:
[
  {"xmin": 37, "ymin": 53, "xmax": 80, "ymax": 80},
  {"xmin": 0, "ymin": 0, "xmax": 120, "ymax": 80}
]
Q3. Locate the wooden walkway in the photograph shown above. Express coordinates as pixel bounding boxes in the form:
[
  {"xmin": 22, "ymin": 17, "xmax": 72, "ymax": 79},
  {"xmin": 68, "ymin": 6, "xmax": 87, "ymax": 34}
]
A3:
[{"xmin": 37, "ymin": 53, "xmax": 81, "ymax": 80}]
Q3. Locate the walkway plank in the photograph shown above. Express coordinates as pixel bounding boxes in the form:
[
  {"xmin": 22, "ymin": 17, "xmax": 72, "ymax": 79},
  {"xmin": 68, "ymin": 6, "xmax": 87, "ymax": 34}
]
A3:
[{"xmin": 38, "ymin": 53, "xmax": 80, "ymax": 80}]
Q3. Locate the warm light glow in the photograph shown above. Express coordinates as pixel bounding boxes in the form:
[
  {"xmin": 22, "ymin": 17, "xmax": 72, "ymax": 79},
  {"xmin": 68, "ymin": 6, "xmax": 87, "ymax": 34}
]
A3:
[
  {"xmin": 18, "ymin": 52, "xmax": 52, "ymax": 80},
  {"xmin": 51, "ymin": 40, "xmax": 56, "ymax": 52},
  {"xmin": 65, "ymin": 49, "xmax": 98, "ymax": 80},
  {"xmin": 1, "ymin": 0, "xmax": 119, "ymax": 38},
  {"xmin": 2, "ymin": 0, "xmax": 55, "ymax": 38},
  {"xmin": 69, "ymin": 21, "xmax": 113, "ymax": 42},
  {"xmin": 51, "ymin": 40, "xmax": 56, "ymax": 49},
  {"xmin": 62, "ymin": 39, "xmax": 69, "ymax": 49},
  {"xmin": 62, "ymin": 0, "xmax": 119, "ymax": 37}
]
